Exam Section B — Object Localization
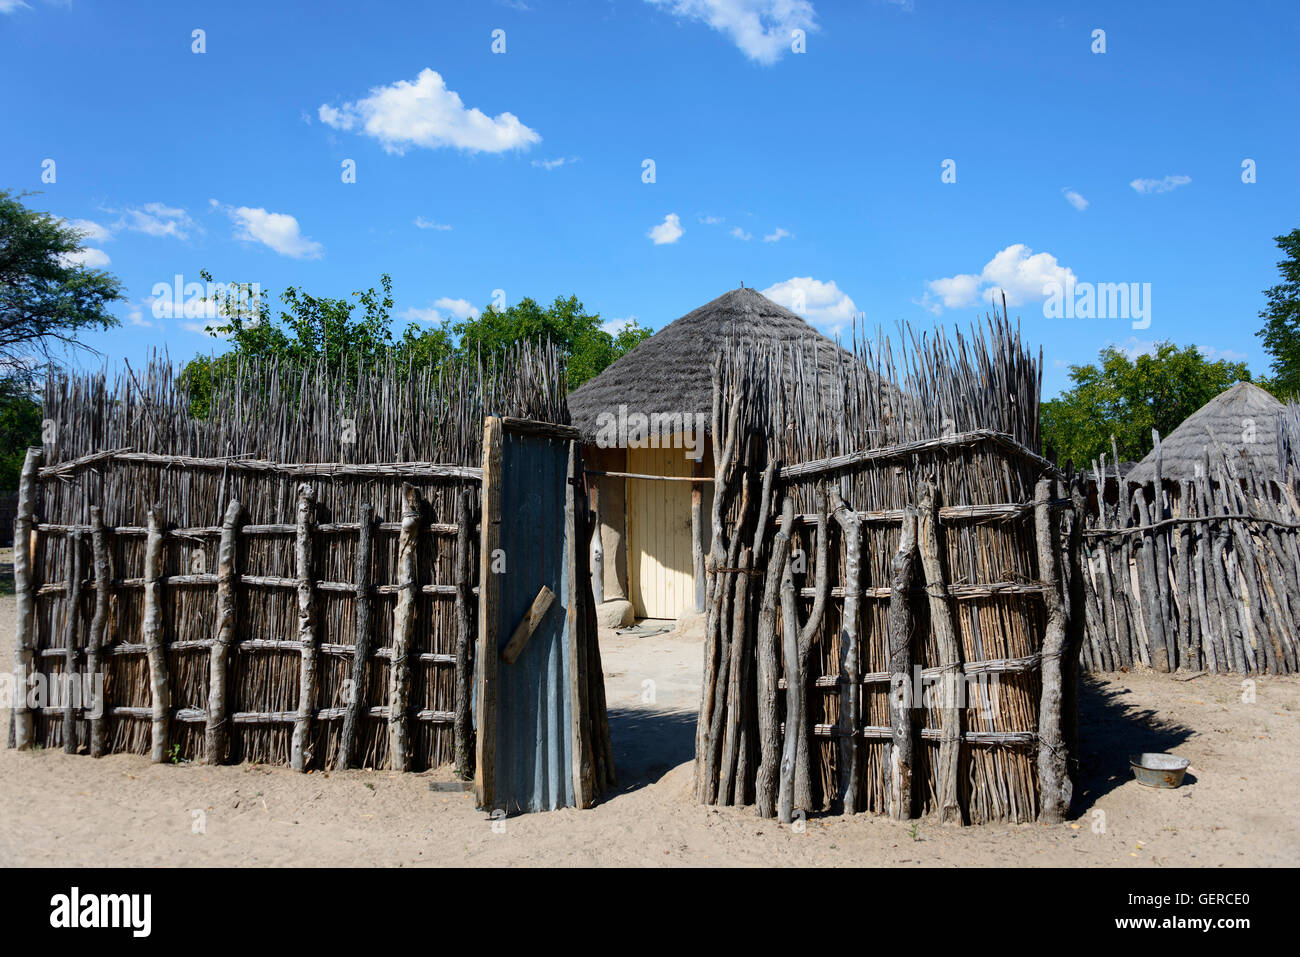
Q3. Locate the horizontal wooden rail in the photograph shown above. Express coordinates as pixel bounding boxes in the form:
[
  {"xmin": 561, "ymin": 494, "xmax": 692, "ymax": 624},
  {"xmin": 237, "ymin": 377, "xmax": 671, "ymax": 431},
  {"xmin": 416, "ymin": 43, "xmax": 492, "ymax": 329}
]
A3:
[
  {"xmin": 36, "ymin": 521, "xmax": 465, "ymax": 537},
  {"xmin": 584, "ymin": 469, "xmax": 710, "ymax": 484},
  {"xmin": 38, "ymin": 576, "xmax": 475, "ymax": 597},
  {"xmin": 39, "ymin": 641, "xmax": 458, "ymax": 665},
  {"xmin": 777, "ymin": 652, "xmax": 1041, "ymax": 689},
  {"xmin": 778, "ymin": 721, "xmax": 1037, "ymax": 745},
  {"xmin": 36, "ymin": 705, "xmax": 455, "ymax": 724},
  {"xmin": 777, "ymin": 429, "xmax": 1060, "ymax": 482},
  {"xmin": 38, "ymin": 449, "xmax": 482, "ymax": 482},
  {"xmin": 795, "ymin": 580, "xmax": 1043, "ymax": 600}
]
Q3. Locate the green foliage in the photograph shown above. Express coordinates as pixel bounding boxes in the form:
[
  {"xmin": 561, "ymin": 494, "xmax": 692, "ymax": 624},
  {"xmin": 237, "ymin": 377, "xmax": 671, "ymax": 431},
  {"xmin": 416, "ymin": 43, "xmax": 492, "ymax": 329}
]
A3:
[
  {"xmin": 455, "ymin": 295, "xmax": 649, "ymax": 388},
  {"xmin": 181, "ymin": 272, "xmax": 453, "ymax": 417},
  {"xmin": 0, "ymin": 189, "xmax": 122, "ymax": 369},
  {"xmin": 1255, "ymin": 228, "xmax": 1300, "ymax": 399},
  {"xmin": 183, "ymin": 281, "xmax": 649, "ymax": 413},
  {"xmin": 1041, "ymin": 342, "xmax": 1252, "ymax": 469},
  {"xmin": 0, "ymin": 377, "xmax": 42, "ymax": 490}
]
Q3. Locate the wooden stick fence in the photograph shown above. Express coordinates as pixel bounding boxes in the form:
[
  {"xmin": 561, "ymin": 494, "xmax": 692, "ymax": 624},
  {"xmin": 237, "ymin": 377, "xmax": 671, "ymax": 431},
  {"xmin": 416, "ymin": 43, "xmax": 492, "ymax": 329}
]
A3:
[
  {"xmin": 9, "ymin": 347, "xmax": 569, "ymax": 772},
  {"xmin": 695, "ymin": 307, "xmax": 1085, "ymax": 825},
  {"xmin": 1079, "ymin": 435, "xmax": 1300, "ymax": 675}
]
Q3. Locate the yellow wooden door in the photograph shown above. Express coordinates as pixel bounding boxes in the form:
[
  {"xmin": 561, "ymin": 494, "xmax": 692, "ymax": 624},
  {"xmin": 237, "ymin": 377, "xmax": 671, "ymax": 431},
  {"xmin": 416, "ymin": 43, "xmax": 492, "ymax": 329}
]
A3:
[{"xmin": 626, "ymin": 444, "xmax": 695, "ymax": 619}]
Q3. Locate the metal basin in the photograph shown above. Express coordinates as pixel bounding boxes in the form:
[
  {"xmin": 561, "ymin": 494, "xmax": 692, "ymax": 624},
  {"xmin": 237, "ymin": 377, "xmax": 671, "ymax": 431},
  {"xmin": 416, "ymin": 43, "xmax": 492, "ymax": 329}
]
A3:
[{"xmin": 1130, "ymin": 752, "xmax": 1190, "ymax": 789}]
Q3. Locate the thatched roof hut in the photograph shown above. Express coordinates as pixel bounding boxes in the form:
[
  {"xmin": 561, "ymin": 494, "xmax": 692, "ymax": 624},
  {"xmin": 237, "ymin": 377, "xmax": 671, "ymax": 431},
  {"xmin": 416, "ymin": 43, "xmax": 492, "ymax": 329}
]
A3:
[
  {"xmin": 569, "ymin": 286, "xmax": 863, "ymax": 443},
  {"xmin": 571, "ymin": 286, "xmax": 875, "ymax": 622},
  {"xmin": 1127, "ymin": 381, "xmax": 1285, "ymax": 483}
]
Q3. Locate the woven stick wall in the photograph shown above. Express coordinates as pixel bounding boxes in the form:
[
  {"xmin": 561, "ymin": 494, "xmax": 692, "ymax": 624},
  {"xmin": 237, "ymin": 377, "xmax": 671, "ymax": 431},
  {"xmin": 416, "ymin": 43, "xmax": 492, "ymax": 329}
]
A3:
[
  {"xmin": 694, "ymin": 310, "xmax": 1086, "ymax": 825},
  {"xmin": 1080, "ymin": 441, "xmax": 1300, "ymax": 675},
  {"xmin": 9, "ymin": 346, "xmax": 568, "ymax": 773}
]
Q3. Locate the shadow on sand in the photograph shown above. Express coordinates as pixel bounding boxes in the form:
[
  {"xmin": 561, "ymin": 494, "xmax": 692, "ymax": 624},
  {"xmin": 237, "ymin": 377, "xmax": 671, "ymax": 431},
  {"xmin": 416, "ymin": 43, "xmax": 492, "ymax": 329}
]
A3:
[
  {"xmin": 605, "ymin": 707, "xmax": 697, "ymax": 794},
  {"xmin": 1074, "ymin": 673, "xmax": 1196, "ymax": 811}
]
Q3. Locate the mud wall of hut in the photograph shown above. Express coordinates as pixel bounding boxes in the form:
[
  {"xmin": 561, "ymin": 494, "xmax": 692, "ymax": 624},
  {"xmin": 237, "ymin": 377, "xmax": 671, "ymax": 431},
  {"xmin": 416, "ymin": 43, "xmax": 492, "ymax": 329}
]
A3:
[{"xmin": 694, "ymin": 314, "xmax": 1085, "ymax": 825}]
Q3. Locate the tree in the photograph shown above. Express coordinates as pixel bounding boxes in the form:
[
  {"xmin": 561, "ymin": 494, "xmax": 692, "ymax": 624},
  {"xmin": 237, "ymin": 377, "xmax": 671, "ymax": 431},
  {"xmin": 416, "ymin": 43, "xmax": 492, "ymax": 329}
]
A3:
[
  {"xmin": 0, "ymin": 190, "xmax": 123, "ymax": 488},
  {"xmin": 1041, "ymin": 342, "xmax": 1252, "ymax": 469},
  {"xmin": 0, "ymin": 189, "xmax": 123, "ymax": 372},
  {"xmin": 0, "ymin": 377, "xmax": 42, "ymax": 489},
  {"xmin": 181, "ymin": 272, "xmax": 454, "ymax": 417},
  {"xmin": 184, "ymin": 282, "xmax": 650, "ymax": 414},
  {"xmin": 454, "ymin": 295, "xmax": 649, "ymax": 387},
  {"xmin": 1256, "ymin": 227, "xmax": 1300, "ymax": 398}
]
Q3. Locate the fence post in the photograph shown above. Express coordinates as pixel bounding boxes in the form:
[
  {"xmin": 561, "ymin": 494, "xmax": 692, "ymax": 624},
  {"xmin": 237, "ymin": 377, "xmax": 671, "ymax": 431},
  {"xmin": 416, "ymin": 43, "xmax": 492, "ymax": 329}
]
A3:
[
  {"xmin": 205, "ymin": 500, "xmax": 243, "ymax": 765},
  {"xmin": 87, "ymin": 507, "xmax": 111, "ymax": 757},
  {"xmin": 338, "ymin": 502, "xmax": 373, "ymax": 770},
  {"xmin": 291, "ymin": 484, "xmax": 318, "ymax": 771},
  {"xmin": 10, "ymin": 447, "xmax": 41, "ymax": 750},
  {"xmin": 388, "ymin": 483, "xmax": 421, "ymax": 772},
  {"xmin": 142, "ymin": 508, "xmax": 170, "ymax": 763}
]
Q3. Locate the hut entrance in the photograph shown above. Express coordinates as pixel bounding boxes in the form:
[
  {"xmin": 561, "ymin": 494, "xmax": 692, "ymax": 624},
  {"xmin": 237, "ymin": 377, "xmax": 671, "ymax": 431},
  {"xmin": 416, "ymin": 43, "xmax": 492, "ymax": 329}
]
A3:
[
  {"xmin": 473, "ymin": 417, "xmax": 614, "ymax": 814},
  {"xmin": 626, "ymin": 443, "xmax": 701, "ymax": 619}
]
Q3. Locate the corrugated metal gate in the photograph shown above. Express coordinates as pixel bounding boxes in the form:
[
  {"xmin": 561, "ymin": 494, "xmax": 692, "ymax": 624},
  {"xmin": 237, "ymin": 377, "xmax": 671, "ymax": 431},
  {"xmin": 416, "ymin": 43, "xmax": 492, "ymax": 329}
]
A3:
[{"xmin": 474, "ymin": 417, "xmax": 614, "ymax": 814}]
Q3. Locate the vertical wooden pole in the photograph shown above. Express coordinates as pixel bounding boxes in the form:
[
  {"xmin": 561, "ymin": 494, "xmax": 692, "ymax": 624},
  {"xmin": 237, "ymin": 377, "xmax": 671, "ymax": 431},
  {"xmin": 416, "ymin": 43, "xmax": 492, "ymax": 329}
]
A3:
[
  {"xmin": 567, "ymin": 444, "xmax": 596, "ymax": 807},
  {"xmin": 61, "ymin": 530, "xmax": 84, "ymax": 753},
  {"xmin": 886, "ymin": 508, "xmax": 919, "ymax": 821},
  {"xmin": 1034, "ymin": 477, "xmax": 1071, "ymax": 823},
  {"xmin": 1134, "ymin": 490, "xmax": 1170, "ymax": 672},
  {"xmin": 718, "ymin": 547, "xmax": 752, "ymax": 805},
  {"xmin": 453, "ymin": 490, "xmax": 475, "ymax": 779},
  {"xmin": 142, "ymin": 508, "xmax": 170, "ymax": 763},
  {"xmin": 475, "ymin": 417, "xmax": 504, "ymax": 809},
  {"xmin": 793, "ymin": 493, "xmax": 829, "ymax": 814},
  {"xmin": 830, "ymin": 486, "xmax": 864, "ymax": 814},
  {"xmin": 589, "ymin": 471, "xmax": 604, "ymax": 607},
  {"xmin": 87, "ymin": 506, "xmax": 110, "ymax": 757},
  {"xmin": 777, "ymin": 551, "xmax": 802, "ymax": 825},
  {"xmin": 918, "ymin": 481, "xmax": 963, "ymax": 824},
  {"xmin": 10, "ymin": 447, "xmax": 40, "ymax": 750},
  {"xmin": 754, "ymin": 496, "xmax": 794, "ymax": 819},
  {"xmin": 388, "ymin": 483, "xmax": 421, "ymax": 772},
  {"xmin": 692, "ymin": 456, "xmax": 705, "ymax": 614},
  {"xmin": 338, "ymin": 502, "xmax": 374, "ymax": 770},
  {"xmin": 290, "ymin": 485, "xmax": 318, "ymax": 771},
  {"xmin": 205, "ymin": 500, "xmax": 243, "ymax": 765}
]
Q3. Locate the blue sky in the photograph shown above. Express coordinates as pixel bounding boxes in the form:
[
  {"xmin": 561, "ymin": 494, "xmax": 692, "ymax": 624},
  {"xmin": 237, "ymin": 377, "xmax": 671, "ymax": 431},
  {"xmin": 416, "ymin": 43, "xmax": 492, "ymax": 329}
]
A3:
[{"xmin": 2, "ymin": 0, "xmax": 1297, "ymax": 396}]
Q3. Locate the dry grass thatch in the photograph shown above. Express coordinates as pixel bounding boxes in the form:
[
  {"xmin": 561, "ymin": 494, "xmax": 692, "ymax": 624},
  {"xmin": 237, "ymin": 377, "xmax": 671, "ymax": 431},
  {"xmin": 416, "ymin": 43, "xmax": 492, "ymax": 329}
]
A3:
[{"xmin": 567, "ymin": 286, "xmax": 890, "ymax": 444}]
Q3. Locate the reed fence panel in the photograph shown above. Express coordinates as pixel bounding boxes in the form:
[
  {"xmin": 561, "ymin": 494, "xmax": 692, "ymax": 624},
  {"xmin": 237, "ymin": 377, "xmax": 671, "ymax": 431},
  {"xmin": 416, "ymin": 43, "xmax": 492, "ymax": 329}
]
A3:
[
  {"xmin": 1079, "ymin": 444, "xmax": 1300, "ymax": 676},
  {"xmin": 9, "ymin": 348, "xmax": 569, "ymax": 772},
  {"xmin": 695, "ymin": 309, "xmax": 1085, "ymax": 825}
]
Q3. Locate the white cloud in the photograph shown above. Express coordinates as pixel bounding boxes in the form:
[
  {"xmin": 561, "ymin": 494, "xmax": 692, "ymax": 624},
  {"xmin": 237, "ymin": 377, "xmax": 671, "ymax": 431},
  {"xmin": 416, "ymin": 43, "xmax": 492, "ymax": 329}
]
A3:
[
  {"xmin": 762, "ymin": 277, "xmax": 858, "ymax": 335},
  {"xmin": 645, "ymin": 0, "xmax": 819, "ymax": 65},
  {"xmin": 1112, "ymin": 337, "xmax": 1158, "ymax": 360},
  {"xmin": 648, "ymin": 213, "xmax": 684, "ymax": 245},
  {"xmin": 1063, "ymin": 188, "xmax": 1088, "ymax": 211},
  {"xmin": 0, "ymin": 1, "xmax": 32, "ymax": 13},
  {"xmin": 1130, "ymin": 174, "xmax": 1191, "ymax": 195},
  {"xmin": 1196, "ymin": 344, "xmax": 1248, "ymax": 363},
  {"xmin": 220, "ymin": 203, "xmax": 324, "ymax": 260},
  {"xmin": 698, "ymin": 214, "xmax": 725, "ymax": 225},
  {"xmin": 319, "ymin": 68, "xmax": 540, "ymax": 155},
  {"xmin": 414, "ymin": 216, "xmax": 452, "ymax": 231},
  {"xmin": 65, "ymin": 218, "xmax": 114, "ymax": 242},
  {"xmin": 60, "ymin": 247, "xmax": 111, "ymax": 268},
  {"xmin": 602, "ymin": 317, "xmax": 639, "ymax": 336},
  {"xmin": 730, "ymin": 226, "xmax": 752, "ymax": 241},
  {"xmin": 531, "ymin": 156, "xmax": 576, "ymax": 170},
  {"xmin": 922, "ymin": 243, "xmax": 1077, "ymax": 311},
  {"xmin": 401, "ymin": 297, "xmax": 480, "ymax": 324},
  {"xmin": 763, "ymin": 226, "xmax": 792, "ymax": 243},
  {"xmin": 105, "ymin": 202, "xmax": 198, "ymax": 240}
]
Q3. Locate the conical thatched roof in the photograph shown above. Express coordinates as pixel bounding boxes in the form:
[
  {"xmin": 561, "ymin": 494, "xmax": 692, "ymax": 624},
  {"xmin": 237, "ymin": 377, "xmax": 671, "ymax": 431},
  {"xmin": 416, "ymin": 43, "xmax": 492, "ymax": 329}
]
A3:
[
  {"xmin": 568, "ymin": 287, "xmax": 865, "ymax": 443},
  {"xmin": 1127, "ymin": 381, "xmax": 1285, "ymax": 483}
]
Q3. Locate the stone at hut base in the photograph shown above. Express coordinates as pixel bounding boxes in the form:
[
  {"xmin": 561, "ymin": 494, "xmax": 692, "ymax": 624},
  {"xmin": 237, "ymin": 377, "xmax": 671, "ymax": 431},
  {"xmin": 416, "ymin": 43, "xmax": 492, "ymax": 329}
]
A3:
[{"xmin": 595, "ymin": 599, "xmax": 634, "ymax": 629}]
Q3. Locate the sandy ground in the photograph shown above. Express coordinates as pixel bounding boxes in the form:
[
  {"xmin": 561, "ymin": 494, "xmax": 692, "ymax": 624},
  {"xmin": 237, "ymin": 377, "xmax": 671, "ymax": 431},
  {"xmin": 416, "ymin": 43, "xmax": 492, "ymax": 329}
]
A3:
[{"xmin": 1, "ymin": 561, "xmax": 1297, "ymax": 866}]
